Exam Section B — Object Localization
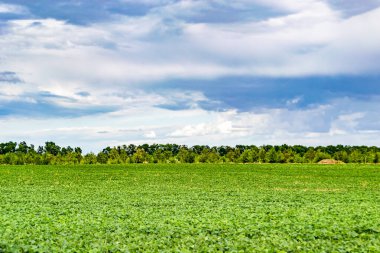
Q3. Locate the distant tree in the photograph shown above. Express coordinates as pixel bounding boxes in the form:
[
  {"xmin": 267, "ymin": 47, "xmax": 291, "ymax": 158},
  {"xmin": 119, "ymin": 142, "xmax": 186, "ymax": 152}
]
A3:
[
  {"xmin": 0, "ymin": 142, "xmax": 17, "ymax": 154},
  {"xmin": 349, "ymin": 150, "xmax": 362, "ymax": 163},
  {"xmin": 374, "ymin": 152, "xmax": 380, "ymax": 164},
  {"xmin": 2, "ymin": 142, "xmax": 380, "ymax": 165},
  {"xmin": 124, "ymin": 144, "xmax": 136, "ymax": 156},
  {"xmin": 41, "ymin": 153, "xmax": 55, "ymax": 165},
  {"xmin": 132, "ymin": 148, "xmax": 148, "ymax": 163},
  {"xmin": 265, "ymin": 148, "xmax": 278, "ymax": 163},
  {"xmin": 83, "ymin": 153, "xmax": 97, "ymax": 164},
  {"xmin": 17, "ymin": 141, "xmax": 30, "ymax": 154},
  {"xmin": 226, "ymin": 149, "xmax": 240, "ymax": 163},
  {"xmin": 37, "ymin": 146, "xmax": 44, "ymax": 154},
  {"xmin": 44, "ymin": 142, "xmax": 61, "ymax": 156},
  {"xmin": 334, "ymin": 151, "xmax": 349, "ymax": 163},
  {"xmin": 3, "ymin": 153, "xmax": 18, "ymax": 164},
  {"xmin": 313, "ymin": 150, "xmax": 331, "ymax": 163},
  {"xmin": 139, "ymin": 144, "xmax": 150, "ymax": 154},
  {"xmin": 192, "ymin": 145, "xmax": 209, "ymax": 155},
  {"xmin": 239, "ymin": 149, "xmax": 258, "ymax": 163},
  {"xmin": 303, "ymin": 149, "xmax": 316, "ymax": 163},
  {"xmin": 108, "ymin": 148, "xmax": 121, "ymax": 164},
  {"xmin": 283, "ymin": 149, "xmax": 296, "ymax": 163},
  {"xmin": 177, "ymin": 148, "xmax": 195, "ymax": 163},
  {"xmin": 153, "ymin": 149, "xmax": 172, "ymax": 163},
  {"xmin": 276, "ymin": 151, "xmax": 286, "ymax": 163},
  {"xmin": 217, "ymin": 146, "xmax": 229, "ymax": 157},
  {"xmin": 73, "ymin": 147, "xmax": 83, "ymax": 163},
  {"xmin": 258, "ymin": 147, "xmax": 266, "ymax": 163},
  {"xmin": 292, "ymin": 145, "xmax": 308, "ymax": 157},
  {"xmin": 97, "ymin": 152, "xmax": 108, "ymax": 164},
  {"xmin": 198, "ymin": 149, "xmax": 210, "ymax": 163},
  {"xmin": 118, "ymin": 149, "xmax": 129, "ymax": 163},
  {"xmin": 25, "ymin": 152, "xmax": 36, "ymax": 165},
  {"xmin": 197, "ymin": 149, "xmax": 220, "ymax": 163},
  {"xmin": 206, "ymin": 150, "xmax": 220, "ymax": 163},
  {"xmin": 294, "ymin": 154, "xmax": 304, "ymax": 163}
]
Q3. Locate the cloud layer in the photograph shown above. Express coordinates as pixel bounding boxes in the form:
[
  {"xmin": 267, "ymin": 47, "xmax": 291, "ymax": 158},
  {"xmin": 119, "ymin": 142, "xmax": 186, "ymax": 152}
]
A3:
[{"xmin": 1, "ymin": 0, "xmax": 380, "ymax": 151}]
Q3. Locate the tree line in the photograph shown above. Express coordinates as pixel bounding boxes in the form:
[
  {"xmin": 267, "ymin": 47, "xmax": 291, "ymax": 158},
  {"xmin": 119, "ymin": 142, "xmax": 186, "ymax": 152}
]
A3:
[{"xmin": 0, "ymin": 141, "xmax": 380, "ymax": 165}]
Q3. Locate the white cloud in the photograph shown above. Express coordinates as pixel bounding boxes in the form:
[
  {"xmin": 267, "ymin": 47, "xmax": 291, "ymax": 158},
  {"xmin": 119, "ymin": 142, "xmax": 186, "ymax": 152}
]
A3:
[
  {"xmin": 1, "ymin": 95, "xmax": 380, "ymax": 152},
  {"xmin": 166, "ymin": 97, "xmax": 380, "ymax": 145},
  {"xmin": 169, "ymin": 121, "xmax": 233, "ymax": 137},
  {"xmin": 286, "ymin": 96, "xmax": 302, "ymax": 106},
  {"xmin": 144, "ymin": 131, "xmax": 157, "ymax": 138},
  {"xmin": 1, "ymin": 1, "xmax": 380, "ymax": 149},
  {"xmin": 0, "ymin": 1, "xmax": 379, "ymax": 98}
]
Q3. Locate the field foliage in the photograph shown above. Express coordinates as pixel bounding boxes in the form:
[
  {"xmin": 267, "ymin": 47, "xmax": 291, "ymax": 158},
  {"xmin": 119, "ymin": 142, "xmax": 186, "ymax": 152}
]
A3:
[{"xmin": 0, "ymin": 164, "xmax": 379, "ymax": 252}]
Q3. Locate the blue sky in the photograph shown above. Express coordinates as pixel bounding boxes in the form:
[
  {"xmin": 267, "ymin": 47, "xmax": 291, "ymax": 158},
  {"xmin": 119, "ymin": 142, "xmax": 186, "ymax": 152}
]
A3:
[{"xmin": 1, "ymin": 0, "xmax": 380, "ymax": 152}]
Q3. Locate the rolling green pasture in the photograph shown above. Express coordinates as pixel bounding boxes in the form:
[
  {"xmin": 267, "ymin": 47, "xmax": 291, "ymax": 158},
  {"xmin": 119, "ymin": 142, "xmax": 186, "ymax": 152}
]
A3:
[{"xmin": 0, "ymin": 164, "xmax": 379, "ymax": 252}]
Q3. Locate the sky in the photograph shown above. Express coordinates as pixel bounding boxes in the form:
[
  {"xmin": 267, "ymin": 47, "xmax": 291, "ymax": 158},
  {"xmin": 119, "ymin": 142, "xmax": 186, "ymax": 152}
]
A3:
[{"xmin": 1, "ymin": 0, "xmax": 380, "ymax": 152}]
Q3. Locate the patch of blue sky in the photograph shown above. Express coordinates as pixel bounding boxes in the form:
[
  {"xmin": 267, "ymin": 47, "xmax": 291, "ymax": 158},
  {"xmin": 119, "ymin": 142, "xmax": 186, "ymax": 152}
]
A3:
[
  {"xmin": 0, "ymin": 0, "xmax": 165, "ymax": 24},
  {"xmin": 0, "ymin": 0, "xmax": 286, "ymax": 25},
  {"xmin": 155, "ymin": 75, "xmax": 380, "ymax": 111},
  {"xmin": 0, "ymin": 12, "xmax": 27, "ymax": 21},
  {"xmin": 328, "ymin": 0, "xmax": 380, "ymax": 16},
  {"xmin": 160, "ymin": 2, "xmax": 286, "ymax": 24},
  {"xmin": 0, "ymin": 93, "xmax": 117, "ymax": 118},
  {"xmin": 2, "ymin": 0, "xmax": 380, "ymax": 25}
]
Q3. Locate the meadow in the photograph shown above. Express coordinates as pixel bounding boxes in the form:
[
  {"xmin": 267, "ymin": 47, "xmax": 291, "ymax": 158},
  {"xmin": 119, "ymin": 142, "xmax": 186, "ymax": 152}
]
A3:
[{"xmin": 0, "ymin": 164, "xmax": 379, "ymax": 252}]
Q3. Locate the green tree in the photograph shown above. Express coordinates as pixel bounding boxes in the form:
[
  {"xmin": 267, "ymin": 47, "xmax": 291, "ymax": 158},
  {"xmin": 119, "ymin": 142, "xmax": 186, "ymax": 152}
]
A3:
[
  {"xmin": 294, "ymin": 154, "xmax": 304, "ymax": 163},
  {"xmin": 304, "ymin": 149, "xmax": 316, "ymax": 163},
  {"xmin": 17, "ymin": 141, "xmax": 30, "ymax": 154},
  {"xmin": 132, "ymin": 149, "xmax": 149, "ymax": 163},
  {"xmin": 373, "ymin": 152, "xmax": 380, "ymax": 164},
  {"xmin": 97, "ymin": 152, "xmax": 108, "ymax": 164},
  {"xmin": 0, "ymin": 142, "xmax": 17, "ymax": 154},
  {"xmin": 177, "ymin": 148, "xmax": 195, "ymax": 163},
  {"xmin": 197, "ymin": 149, "xmax": 220, "ymax": 163},
  {"xmin": 276, "ymin": 151, "xmax": 286, "ymax": 163},
  {"xmin": 313, "ymin": 151, "xmax": 331, "ymax": 163},
  {"xmin": 258, "ymin": 148, "xmax": 266, "ymax": 163},
  {"xmin": 265, "ymin": 148, "xmax": 278, "ymax": 163},
  {"xmin": 226, "ymin": 149, "xmax": 241, "ymax": 162},
  {"xmin": 3, "ymin": 153, "xmax": 18, "ymax": 164},
  {"xmin": 153, "ymin": 149, "xmax": 172, "ymax": 163},
  {"xmin": 206, "ymin": 150, "xmax": 220, "ymax": 163},
  {"xmin": 109, "ymin": 148, "xmax": 121, "ymax": 164},
  {"xmin": 44, "ymin": 142, "xmax": 61, "ymax": 156},
  {"xmin": 334, "ymin": 151, "xmax": 349, "ymax": 163},
  {"xmin": 282, "ymin": 149, "xmax": 295, "ymax": 163},
  {"xmin": 84, "ymin": 153, "xmax": 97, "ymax": 164},
  {"xmin": 239, "ymin": 149, "xmax": 258, "ymax": 163},
  {"xmin": 349, "ymin": 150, "xmax": 362, "ymax": 163}
]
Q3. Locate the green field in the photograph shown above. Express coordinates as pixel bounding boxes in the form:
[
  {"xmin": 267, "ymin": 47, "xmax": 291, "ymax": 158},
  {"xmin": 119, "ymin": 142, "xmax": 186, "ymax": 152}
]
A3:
[{"xmin": 0, "ymin": 164, "xmax": 379, "ymax": 252}]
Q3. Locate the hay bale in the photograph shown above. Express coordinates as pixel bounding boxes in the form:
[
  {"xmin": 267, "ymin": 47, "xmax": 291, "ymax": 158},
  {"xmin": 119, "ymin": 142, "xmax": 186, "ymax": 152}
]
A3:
[{"xmin": 318, "ymin": 159, "xmax": 344, "ymax": 164}]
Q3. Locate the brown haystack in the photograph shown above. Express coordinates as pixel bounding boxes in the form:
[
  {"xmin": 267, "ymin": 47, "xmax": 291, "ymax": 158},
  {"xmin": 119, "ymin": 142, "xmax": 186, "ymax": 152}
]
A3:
[{"xmin": 318, "ymin": 159, "xmax": 344, "ymax": 164}]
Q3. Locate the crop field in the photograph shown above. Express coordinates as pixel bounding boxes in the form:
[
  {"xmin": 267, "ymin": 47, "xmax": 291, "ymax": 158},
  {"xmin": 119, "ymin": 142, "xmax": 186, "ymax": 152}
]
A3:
[{"xmin": 0, "ymin": 164, "xmax": 379, "ymax": 252}]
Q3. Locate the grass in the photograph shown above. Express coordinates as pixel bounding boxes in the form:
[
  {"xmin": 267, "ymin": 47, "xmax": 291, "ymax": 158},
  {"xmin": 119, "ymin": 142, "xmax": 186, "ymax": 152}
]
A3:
[{"xmin": 0, "ymin": 164, "xmax": 379, "ymax": 252}]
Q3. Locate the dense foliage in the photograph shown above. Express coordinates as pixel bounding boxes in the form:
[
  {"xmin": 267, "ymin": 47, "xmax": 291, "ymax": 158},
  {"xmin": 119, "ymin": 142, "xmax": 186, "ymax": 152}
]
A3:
[
  {"xmin": 0, "ymin": 164, "xmax": 379, "ymax": 252},
  {"xmin": 0, "ymin": 141, "xmax": 380, "ymax": 165}
]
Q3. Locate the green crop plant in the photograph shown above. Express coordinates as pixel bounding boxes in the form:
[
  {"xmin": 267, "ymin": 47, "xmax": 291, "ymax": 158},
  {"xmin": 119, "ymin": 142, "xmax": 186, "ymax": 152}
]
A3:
[{"xmin": 0, "ymin": 164, "xmax": 379, "ymax": 252}]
